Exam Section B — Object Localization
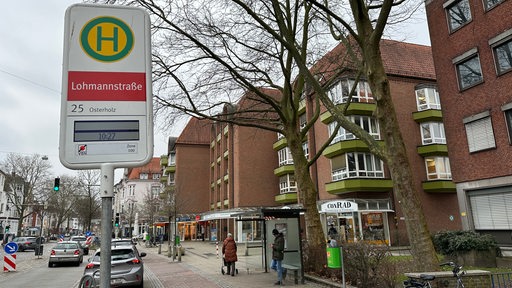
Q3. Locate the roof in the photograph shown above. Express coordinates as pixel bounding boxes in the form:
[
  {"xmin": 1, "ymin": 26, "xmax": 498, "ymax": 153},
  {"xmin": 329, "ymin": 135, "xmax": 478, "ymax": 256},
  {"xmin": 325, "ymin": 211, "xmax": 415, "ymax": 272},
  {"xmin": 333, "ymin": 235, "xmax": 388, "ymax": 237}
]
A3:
[
  {"xmin": 176, "ymin": 117, "xmax": 213, "ymax": 145},
  {"xmin": 125, "ymin": 157, "xmax": 161, "ymax": 180},
  {"xmin": 311, "ymin": 38, "xmax": 436, "ymax": 82}
]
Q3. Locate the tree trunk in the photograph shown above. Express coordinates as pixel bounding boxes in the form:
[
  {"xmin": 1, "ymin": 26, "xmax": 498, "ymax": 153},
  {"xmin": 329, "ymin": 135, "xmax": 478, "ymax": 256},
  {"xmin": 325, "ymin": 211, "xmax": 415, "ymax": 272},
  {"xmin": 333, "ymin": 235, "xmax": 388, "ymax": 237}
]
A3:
[
  {"xmin": 364, "ymin": 42, "xmax": 439, "ymax": 271},
  {"xmin": 288, "ymin": 133, "xmax": 327, "ymax": 272}
]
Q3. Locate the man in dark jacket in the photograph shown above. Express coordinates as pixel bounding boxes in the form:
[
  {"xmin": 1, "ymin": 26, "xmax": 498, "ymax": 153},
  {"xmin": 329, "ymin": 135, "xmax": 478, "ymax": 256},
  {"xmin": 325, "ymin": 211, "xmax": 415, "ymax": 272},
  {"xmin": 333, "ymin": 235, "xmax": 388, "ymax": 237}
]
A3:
[
  {"xmin": 222, "ymin": 233, "xmax": 237, "ymax": 276},
  {"xmin": 271, "ymin": 229, "xmax": 285, "ymax": 285}
]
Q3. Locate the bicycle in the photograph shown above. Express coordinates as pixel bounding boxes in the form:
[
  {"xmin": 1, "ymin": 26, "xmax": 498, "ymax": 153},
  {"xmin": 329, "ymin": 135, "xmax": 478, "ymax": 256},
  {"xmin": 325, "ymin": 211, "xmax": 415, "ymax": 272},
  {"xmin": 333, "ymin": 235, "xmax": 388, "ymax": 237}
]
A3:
[
  {"xmin": 441, "ymin": 261, "xmax": 466, "ymax": 288},
  {"xmin": 403, "ymin": 261, "xmax": 466, "ymax": 288}
]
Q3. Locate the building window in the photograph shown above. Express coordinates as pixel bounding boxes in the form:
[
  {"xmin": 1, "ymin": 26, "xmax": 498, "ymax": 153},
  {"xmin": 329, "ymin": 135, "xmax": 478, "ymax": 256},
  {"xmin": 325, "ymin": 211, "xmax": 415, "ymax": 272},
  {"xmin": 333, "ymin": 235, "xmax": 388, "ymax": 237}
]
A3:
[
  {"xmin": 302, "ymin": 141, "xmax": 309, "ymax": 159},
  {"xmin": 501, "ymin": 103, "xmax": 512, "ymax": 144},
  {"xmin": 420, "ymin": 122, "xmax": 446, "ymax": 145},
  {"xmin": 152, "ymin": 173, "xmax": 161, "ymax": 180},
  {"xmin": 277, "ymin": 147, "xmax": 294, "ymax": 166},
  {"xmin": 415, "ymin": 87, "xmax": 441, "ymax": 111},
  {"xmin": 128, "ymin": 185, "xmax": 135, "ymax": 196},
  {"xmin": 425, "ymin": 156, "xmax": 452, "ymax": 180},
  {"xmin": 454, "ymin": 51, "xmax": 483, "ymax": 90},
  {"xmin": 169, "ymin": 152, "xmax": 176, "ymax": 165},
  {"xmin": 299, "ymin": 113, "xmax": 307, "ymax": 130},
  {"xmin": 328, "ymin": 79, "xmax": 373, "ymax": 104},
  {"xmin": 279, "ymin": 174, "xmax": 297, "ymax": 194},
  {"xmin": 464, "ymin": 112, "xmax": 496, "ymax": 152},
  {"xmin": 139, "ymin": 173, "xmax": 148, "ymax": 180},
  {"xmin": 490, "ymin": 29, "xmax": 512, "ymax": 75},
  {"xmin": 484, "ymin": 0, "xmax": 504, "ymax": 10},
  {"xmin": 331, "ymin": 152, "xmax": 384, "ymax": 181},
  {"xmin": 445, "ymin": 0, "xmax": 472, "ymax": 32},
  {"xmin": 328, "ymin": 116, "xmax": 380, "ymax": 144},
  {"xmin": 151, "ymin": 186, "xmax": 160, "ymax": 197}
]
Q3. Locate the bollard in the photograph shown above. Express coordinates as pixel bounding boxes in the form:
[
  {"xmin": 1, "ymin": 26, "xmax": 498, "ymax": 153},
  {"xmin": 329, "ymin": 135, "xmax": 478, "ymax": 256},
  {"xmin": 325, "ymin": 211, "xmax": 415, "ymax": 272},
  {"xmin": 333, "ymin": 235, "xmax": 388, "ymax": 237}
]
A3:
[
  {"xmin": 216, "ymin": 241, "xmax": 219, "ymax": 258},
  {"xmin": 177, "ymin": 245, "xmax": 182, "ymax": 262},
  {"xmin": 158, "ymin": 242, "xmax": 161, "ymax": 254}
]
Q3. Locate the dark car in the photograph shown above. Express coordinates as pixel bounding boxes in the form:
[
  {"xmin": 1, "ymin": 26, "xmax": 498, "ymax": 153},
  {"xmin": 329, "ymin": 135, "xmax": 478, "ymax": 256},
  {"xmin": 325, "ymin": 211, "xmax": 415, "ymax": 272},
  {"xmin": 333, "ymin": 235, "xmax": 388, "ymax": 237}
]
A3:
[
  {"xmin": 48, "ymin": 241, "xmax": 83, "ymax": 267},
  {"xmin": 12, "ymin": 237, "xmax": 37, "ymax": 251},
  {"xmin": 83, "ymin": 245, "xmax": 146, "ymax": 287}
]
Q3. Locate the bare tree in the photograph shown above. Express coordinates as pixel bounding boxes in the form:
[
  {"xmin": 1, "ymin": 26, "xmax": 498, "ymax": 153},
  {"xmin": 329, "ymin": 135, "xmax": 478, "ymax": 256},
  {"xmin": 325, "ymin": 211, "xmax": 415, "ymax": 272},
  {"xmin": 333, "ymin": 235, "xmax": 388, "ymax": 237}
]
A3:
[
  {"xmin": 46, "ymin": 175, "xmax": 80, "ymax": 234},
  {"xmin": 1, "ymin": 153, "xmax": 52, "ymax": 236},
  {"xmin": 141, "ymin": 187, "xmax": 160, "ymax": 237},
  {"xmin": 97, "ymin": 0, "xmax": 438, "ymax": 270},
  {"xmin": 74, "ymin": 170, "xmax": 101, "ymax": 232}
]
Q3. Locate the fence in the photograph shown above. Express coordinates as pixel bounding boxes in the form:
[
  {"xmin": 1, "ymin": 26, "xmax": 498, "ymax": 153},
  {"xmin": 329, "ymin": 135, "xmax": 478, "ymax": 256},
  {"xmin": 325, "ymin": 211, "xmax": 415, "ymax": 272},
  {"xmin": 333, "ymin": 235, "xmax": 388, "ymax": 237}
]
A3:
[{"xmin": 491, "ymin": 272, "xmax": 512, "ymax": 288}]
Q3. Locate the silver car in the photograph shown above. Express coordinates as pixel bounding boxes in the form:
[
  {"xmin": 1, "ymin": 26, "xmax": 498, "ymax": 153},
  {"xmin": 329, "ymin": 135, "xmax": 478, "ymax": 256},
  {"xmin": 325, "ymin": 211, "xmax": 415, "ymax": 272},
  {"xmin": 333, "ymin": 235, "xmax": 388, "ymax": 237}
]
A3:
[
  {"xmin": 48, "ymin": 241, "xmax": 84, "ymax": 267},
  {"xmin": 83, "ymin": 245, "xmax": 146, "ymax": 287}
]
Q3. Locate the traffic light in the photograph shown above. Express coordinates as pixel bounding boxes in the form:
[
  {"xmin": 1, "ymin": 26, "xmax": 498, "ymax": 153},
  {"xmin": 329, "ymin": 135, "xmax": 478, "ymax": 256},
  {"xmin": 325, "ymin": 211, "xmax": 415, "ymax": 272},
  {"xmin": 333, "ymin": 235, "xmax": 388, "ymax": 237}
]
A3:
[
  {"xmin": 53, "ymin": 177, "xmax": 60, "ymax": 191},
  {"xmin": 115, "ymin": 213, "xmax": 120, "ymax": 227},
  {"xmin": 5, "ymin": 225, "xmax": 10, "ymax": 232}
]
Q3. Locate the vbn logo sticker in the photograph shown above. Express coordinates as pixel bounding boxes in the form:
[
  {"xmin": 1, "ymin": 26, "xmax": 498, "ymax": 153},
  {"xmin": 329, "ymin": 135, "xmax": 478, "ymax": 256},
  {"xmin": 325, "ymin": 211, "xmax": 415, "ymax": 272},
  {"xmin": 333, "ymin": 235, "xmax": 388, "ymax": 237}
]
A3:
[{"xmin": 80, "ymin": 16, "xmax": 134, "ymax": 62}]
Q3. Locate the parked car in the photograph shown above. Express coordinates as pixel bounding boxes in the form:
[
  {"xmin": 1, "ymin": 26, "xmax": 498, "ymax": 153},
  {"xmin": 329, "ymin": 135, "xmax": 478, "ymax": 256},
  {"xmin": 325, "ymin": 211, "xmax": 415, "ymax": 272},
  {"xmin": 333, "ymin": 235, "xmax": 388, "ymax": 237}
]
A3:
[
  {"xmin": 71, "ymin": 236, "xmax": 90, "ymax": 255},
  {"xmin": 12, "ymin": 237, "xmax": 37, "ymax": 251},
  {"xmin": 83, "ymin": 245, "xmax": 146, "ymax": 287},
  {"xmin": 111, "ymin": 238, "xmax": 137, "ymax": 247},
  {"xmin": 48, "ymin": 241, "xmax": 83, "ymax": 267}
]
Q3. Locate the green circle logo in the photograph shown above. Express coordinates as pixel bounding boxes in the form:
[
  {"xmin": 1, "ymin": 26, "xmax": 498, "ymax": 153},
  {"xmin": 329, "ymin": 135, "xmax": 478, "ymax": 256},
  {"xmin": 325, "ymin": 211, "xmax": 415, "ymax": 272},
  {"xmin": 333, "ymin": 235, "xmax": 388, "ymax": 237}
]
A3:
[{"xmin": 80, "ymin": 16, "xmax": 134, "ymax": 62}]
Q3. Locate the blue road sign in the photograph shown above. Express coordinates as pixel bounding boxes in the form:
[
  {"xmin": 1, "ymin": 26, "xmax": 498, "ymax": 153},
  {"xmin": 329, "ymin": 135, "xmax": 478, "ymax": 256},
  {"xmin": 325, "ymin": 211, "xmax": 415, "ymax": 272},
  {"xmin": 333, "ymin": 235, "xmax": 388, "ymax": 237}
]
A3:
[
  {"xmin": 85, "ymin": 231, "xmax": 92, "ymax": 237},
  {"xmin": 4, "ymin": 242, "xmax": 18, "ymax": 255}
]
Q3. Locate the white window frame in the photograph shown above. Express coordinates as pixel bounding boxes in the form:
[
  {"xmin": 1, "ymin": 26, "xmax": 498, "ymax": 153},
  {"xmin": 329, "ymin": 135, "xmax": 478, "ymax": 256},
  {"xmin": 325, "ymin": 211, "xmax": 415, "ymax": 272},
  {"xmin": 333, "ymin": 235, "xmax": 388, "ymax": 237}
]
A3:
[
  {"xmin": 139, "ymin": 173, "xmax": 148, "ymax": 180},
  {"xmin": 328, "ymin": 79, "xmax": 374, "ymax": 104},
  {"xmin": 331, "ymin": 152, "xmax": 384, "ymax": 181},
  {"xmin": 128, "ymin": 185, "xmax": 135, "ymax": 196},
  {"xmin": 278, "ymin": 147, "xmax": 294, "ymax": 166},
  {"xmin": 302, "ymin": 141, "xmax": 309, "ymax": 159},
  {"xmin": 415, "ymin": 87, "xmax": 441, "ymax": 111},
  {"xmin": 464, "ymin": 111, "xmax": 496, "ymax": 152},
  {"xmin": 483, "ymin": 0, "xmax": 505, "ymax": 11},
  {"xmin": 420, "ymin": 122, "xmax": 446, "ymax": 145},
  {"xmin": 425, "ymin": 156, "xmax": 452, "ymax": 180},
  {"xmin": 279, "ymin": 174, "xmax": 297, "ymax": 194},
  {"xmin": 328, "ymin": 116, "xmax": 380, "ymax": 144}
]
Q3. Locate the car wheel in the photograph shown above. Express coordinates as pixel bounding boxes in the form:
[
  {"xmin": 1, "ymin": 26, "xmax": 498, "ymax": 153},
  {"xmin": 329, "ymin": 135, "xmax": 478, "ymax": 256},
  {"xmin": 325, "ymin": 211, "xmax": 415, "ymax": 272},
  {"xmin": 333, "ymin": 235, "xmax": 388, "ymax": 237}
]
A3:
[
  {"xmin": 19, "ymin": 246, "xmax": 24, "ymax": 252},
  {"xmin": 80, "ymin": 256, "xmax": 83, "ymax": 263},
  {"xmin": 48, "ymin": 262, "xmax": 53, "ymax": 268},
  {"xmin": 136, "ymin": 279, "xmax": 143, "ymax": 288}
]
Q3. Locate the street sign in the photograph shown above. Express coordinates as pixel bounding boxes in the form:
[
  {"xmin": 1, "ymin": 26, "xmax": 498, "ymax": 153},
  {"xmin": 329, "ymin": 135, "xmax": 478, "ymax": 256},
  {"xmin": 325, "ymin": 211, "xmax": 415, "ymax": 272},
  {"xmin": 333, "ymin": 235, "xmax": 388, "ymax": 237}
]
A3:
[
  {"xmin": 4, "ymin": 242, "xmax": 18, "ymax": 255},
  {"xmin": 59, "ymin": 4, "xmax": 153, "ymax": 169}
]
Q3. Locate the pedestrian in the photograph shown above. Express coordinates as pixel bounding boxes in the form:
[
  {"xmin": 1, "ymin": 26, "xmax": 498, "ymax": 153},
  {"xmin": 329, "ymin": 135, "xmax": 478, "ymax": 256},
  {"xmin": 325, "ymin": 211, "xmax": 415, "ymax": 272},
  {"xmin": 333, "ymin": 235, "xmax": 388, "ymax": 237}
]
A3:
[
  {"xmin": 222, "ymin": 233, "xmax": 238, "ymax": 276},
  {"xmin": 328, "ymin": 235, "xmax": 338, "ymax": 248},
  {"xmin": 271, "ymin": 229, "xmax": 286, "ymax": 285},
  {"xmin": 328, "ymin": 224, "xmax": 338, "ymax": 238}
]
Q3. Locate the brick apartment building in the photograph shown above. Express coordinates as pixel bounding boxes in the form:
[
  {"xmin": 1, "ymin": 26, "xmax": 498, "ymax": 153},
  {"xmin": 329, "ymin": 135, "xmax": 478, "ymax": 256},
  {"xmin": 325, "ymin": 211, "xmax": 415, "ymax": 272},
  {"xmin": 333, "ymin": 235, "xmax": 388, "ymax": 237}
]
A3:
[
  {"xmin": 426, "ymin": 0, "xmax": 512, "ymax": 245},
  {"xmin": 161, "ymin": 39, "xmax": 463, "ymax": 246}
]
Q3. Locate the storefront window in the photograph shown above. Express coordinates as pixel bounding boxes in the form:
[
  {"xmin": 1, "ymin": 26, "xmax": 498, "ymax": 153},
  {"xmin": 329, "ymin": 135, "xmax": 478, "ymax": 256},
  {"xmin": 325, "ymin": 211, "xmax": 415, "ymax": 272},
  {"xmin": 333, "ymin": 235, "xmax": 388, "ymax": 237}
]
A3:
[{"xmin": 361, "ymin": 212, "xmax": 385, "ymax": 242}]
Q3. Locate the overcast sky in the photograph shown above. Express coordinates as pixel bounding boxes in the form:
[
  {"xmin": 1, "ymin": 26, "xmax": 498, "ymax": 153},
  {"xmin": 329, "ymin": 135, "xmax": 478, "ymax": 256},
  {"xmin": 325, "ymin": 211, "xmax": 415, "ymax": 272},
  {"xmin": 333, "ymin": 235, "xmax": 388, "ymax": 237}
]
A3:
[{"xmin": 0, "ymin": 1, "xmax": 431, "ymax": 180}]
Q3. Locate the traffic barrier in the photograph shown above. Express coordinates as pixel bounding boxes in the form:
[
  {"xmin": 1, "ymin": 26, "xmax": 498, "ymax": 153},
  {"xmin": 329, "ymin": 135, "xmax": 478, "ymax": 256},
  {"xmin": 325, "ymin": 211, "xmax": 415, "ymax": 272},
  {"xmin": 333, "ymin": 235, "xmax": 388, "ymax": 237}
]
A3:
[{"xmin": 3, "ymin": 254, "xmax": 16, "ymax": 272}]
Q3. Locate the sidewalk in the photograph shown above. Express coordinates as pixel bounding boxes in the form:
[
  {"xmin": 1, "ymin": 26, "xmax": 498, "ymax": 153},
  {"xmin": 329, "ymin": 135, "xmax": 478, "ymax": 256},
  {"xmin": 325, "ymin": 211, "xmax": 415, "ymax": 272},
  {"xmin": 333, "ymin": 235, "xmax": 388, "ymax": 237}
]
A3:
[{"xmin": 139, "ymin": 240, "xmax": 341, "ymax": 288}]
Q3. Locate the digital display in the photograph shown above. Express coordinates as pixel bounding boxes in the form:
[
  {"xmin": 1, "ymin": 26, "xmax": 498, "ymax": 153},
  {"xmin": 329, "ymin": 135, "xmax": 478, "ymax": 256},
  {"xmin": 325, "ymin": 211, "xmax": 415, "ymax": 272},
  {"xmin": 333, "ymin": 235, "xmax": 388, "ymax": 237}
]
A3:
[{"xmin": 74, "ymin": 120, "xmax": 139, "ymax": 142}]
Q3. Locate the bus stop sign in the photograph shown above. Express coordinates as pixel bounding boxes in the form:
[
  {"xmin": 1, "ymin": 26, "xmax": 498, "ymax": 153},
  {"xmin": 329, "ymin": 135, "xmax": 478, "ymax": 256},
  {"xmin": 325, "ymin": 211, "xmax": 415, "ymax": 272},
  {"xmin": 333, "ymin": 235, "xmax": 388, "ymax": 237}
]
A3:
[{"xmin": 60, "ymin": 4, "xmax": 153, "ymax": 169}]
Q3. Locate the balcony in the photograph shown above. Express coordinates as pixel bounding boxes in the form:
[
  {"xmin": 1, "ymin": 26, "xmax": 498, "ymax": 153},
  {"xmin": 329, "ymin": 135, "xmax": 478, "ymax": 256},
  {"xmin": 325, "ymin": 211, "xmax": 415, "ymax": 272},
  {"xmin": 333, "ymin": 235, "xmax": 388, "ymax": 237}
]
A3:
[
  {"xmin": 273, "ymin": 137, "xmax": 288, "ymax": 151},
  {"xmin": 165, "ymin": 165, "xmax": 176, "ymax": 174},
  {"xmin": 275, "ymin": 192, "xmax": 298, "ymax": 204},
  {"xmin": 160, "ymin": 155, "xmax": 168, "ymax": 166},
  {"xmin": 323, "ymin": 139, "xmax": 383, "ymax": 158},
  {"xmin": 325, "ymin": 178, "xmax": 393, "ymax": 195},
  {"xmin": 422, "ymin": 180, "xmax": 456, "ymax": 193},
  {"xmin": 320, "ymin": 103, "xmax": 376, "ymax": 123},
  {"xmin": 417, "ymin": 144, "xmax": 448, "ymax": 157},
  {"xmin": 412, "ymin": 109, "xmax": 443, "ymax": 123},
  {"xmin": 160, "ymin": 175, "xmax": 168, "ymax": 183},
  {"xmin": 274, "ymin": 164, "xmax": 295, "ymax": 177}
]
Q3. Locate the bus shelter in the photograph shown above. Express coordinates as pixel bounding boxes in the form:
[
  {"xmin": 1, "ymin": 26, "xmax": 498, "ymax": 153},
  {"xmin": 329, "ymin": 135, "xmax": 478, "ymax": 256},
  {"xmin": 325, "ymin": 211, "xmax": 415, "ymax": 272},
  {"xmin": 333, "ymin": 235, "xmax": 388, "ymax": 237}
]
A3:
[{"xmin": 234, "ymin": 208, "xmax": 305, "ymax": 283}]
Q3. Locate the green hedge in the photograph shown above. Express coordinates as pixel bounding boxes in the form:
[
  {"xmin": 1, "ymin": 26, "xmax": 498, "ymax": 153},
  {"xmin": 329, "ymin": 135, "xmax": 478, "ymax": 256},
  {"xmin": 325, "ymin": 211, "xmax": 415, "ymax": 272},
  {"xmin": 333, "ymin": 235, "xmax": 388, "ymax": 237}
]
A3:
[{"xmin": 432, "ymin": 230, "xmax": 497, "ymax": 255}]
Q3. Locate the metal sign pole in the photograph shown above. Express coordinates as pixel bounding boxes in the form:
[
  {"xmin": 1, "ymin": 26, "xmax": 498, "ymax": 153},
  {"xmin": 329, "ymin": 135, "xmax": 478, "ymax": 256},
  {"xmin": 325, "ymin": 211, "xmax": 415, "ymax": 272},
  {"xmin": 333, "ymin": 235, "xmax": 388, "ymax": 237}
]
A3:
[{"xmin": 99, "ymin": 164, "xmax": 114, "ymax": 288}]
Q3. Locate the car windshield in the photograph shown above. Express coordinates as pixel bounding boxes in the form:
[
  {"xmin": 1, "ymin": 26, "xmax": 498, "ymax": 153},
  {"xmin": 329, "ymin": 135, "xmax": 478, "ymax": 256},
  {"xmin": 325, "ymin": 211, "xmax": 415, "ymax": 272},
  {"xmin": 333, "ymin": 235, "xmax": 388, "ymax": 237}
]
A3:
[
  {"xmin": 72, "ymin": 237, "xmax": 86, "ymax": 241},
  {"xmin": 94, "ymin": 249, "xmax": 135, "ymax": 262}
]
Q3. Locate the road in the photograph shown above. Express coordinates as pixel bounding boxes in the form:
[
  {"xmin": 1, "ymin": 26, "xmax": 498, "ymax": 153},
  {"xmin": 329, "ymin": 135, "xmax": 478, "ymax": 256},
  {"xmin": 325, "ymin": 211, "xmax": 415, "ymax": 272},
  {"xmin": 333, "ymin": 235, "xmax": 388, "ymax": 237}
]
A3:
[{"xmin": 0, "ymin": 243, "xmax": 84, "ymax": 287}]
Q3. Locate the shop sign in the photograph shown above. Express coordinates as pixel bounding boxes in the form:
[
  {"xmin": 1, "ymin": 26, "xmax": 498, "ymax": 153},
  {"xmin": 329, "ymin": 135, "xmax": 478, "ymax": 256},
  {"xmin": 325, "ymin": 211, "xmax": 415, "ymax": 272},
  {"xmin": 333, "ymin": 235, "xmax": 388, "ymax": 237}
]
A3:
[{"xmin": 321, "ymin": 200, "xmax": 358, "ymax": 213}]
